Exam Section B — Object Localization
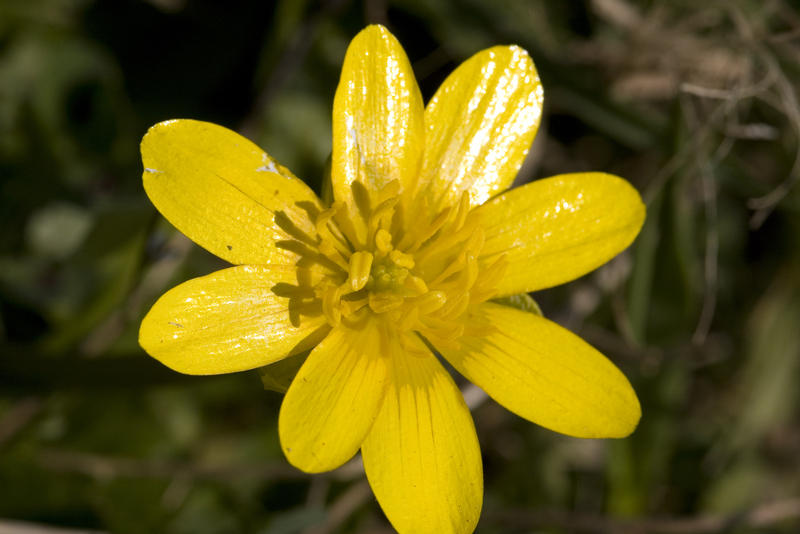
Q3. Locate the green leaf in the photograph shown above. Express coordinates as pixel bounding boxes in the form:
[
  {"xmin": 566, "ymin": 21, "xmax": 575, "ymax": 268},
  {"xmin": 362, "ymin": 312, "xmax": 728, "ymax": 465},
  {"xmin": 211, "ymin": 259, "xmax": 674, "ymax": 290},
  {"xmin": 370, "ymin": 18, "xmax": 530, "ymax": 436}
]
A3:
[
  {"xmin": 627, "ymin": 191, "xmax": 663, "ymax": 343},
  {"xmin": 257, "ymin": 350, "xmax": 309, "ymax": 393},
  {"xmin": 492, "ymin": 293, "xmax": 542, "ymax": 316}
]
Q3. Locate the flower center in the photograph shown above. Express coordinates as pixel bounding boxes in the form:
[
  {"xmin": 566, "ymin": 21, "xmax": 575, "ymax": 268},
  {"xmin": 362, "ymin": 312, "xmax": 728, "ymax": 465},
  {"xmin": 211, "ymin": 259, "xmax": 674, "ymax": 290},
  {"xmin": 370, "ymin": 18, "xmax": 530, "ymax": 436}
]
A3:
[
  {"xmin": 274, "ymin": 180, "xmax": 507, "ymax": 350},
  {"xmin": 368, "ymin": 256, "xmax": 410, "ymax": 292}
]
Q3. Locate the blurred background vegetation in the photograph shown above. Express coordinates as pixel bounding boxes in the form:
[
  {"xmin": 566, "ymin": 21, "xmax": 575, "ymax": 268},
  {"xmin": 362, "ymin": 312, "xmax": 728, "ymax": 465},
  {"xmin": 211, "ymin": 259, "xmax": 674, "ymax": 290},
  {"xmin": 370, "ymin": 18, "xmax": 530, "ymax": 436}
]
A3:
[{"xmin": 1, "ymin": 0, "xmax": 799, "ymax": 532}]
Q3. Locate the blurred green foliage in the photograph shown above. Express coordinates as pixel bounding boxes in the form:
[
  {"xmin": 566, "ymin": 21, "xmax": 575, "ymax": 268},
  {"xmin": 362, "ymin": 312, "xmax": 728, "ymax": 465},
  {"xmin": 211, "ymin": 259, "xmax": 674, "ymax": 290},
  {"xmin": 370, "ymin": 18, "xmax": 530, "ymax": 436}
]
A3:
[{"xmin": 1, "ymin": 0, "xmax": 800, "ymax": 532}]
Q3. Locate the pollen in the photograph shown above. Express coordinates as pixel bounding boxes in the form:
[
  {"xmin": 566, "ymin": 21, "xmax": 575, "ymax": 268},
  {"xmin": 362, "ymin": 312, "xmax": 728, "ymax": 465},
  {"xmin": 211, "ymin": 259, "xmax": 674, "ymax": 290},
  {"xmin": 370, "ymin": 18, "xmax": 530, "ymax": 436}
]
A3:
[{"xmin": 276, "ymin": 180, "xmax": 507, "ymax": 348}]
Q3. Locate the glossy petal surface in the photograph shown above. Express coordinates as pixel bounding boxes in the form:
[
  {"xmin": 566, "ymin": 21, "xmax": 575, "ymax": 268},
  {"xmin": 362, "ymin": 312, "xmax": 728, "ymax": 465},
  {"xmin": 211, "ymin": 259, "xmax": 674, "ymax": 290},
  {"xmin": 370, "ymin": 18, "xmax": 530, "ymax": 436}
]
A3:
[
  {"xmin": 332, "ymin": 25, "xmax": 424, "ymax": 210},
  {"xmin": 362, "ymin": 334, "xmax": 482, "ymax": 534},
  {"xmin": 418, "ymin": 46, "xmax": 542, "ymax": 211},
  {"xmin": 279, "ymin": 321, "xmax": 388, "ymax": 473},
  {"xmin": 142, "ymin": 119, "xmax": 321, "ymax": 265},
  {"xmin": 439, "ymin": 302, "xmax": 640, "ymax": 438},
  {"xmin": 139, "ymin": 265, "xmax": 327, "ymax": 375},
  {"xmin": 476, "ymin": 172, "xmax": 645, "ymax": 296}
]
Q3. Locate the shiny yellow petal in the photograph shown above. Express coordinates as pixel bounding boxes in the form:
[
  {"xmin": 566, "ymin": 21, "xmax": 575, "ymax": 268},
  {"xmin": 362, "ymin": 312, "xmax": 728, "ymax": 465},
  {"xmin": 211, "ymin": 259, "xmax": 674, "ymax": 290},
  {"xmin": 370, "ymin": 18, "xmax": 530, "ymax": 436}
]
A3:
[
  {"xmin": 139, "ymin": 265, "xmax": 327, "ymax": 375},
  {"xmin": 279, "ymin": 320, "xmax": 387, "ymax": 473},
  {"xmin": 332, "ymin": 25, "xmax": 424, "ymax": 209},
  {"xmin": 362, "ymin": 334, "xmax": 482, "ymax": 534},
  {"xmin": 417, "ymin": 45, "xmax": 543, "ymax": 211},
  {"xmin": 439, "ymin": 302, "xmax": 640, "ymax": 438},
  {"xmin": 142, "ymin": 119, "xmax": 321, "ymax": 265},
  {"xmin": 476, "ymin": 172, "xmax": 645, "ymax": 296}
]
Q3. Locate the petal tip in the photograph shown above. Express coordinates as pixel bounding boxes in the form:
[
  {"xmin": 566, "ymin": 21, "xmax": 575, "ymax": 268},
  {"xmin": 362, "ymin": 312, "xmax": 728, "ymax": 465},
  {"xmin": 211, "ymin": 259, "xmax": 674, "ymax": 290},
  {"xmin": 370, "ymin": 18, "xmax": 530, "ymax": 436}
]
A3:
[
  {"xmin": 610, "ymin": 391, "xmax": 642, "ymax": 438},
  {"xmin": 355, "ymin": 23, "xmax": 395, "ymax": 44},
  {"xmin": 278, "ymin": 414, "xmax": 341, "ymax": 475},
  {"xmin": 141, "ymin": 118, "xmax": 188, "ymax": 144},
  {"xmin": 363, "ymin": 23, "xmax": 390, "ymax": 33},
  {"xmin": 595, "ymin": 373, "xmax": 641, "ymax": 438},
  {"xmin": 138, "ymin": 309, "xmax": 203, "ymax": 376},
  {"xmin": 485, "ymin": 44, "xmax": 535, "ymax": 71},
  {"xmin": 140, "ymin": 118, "xmax": 190, "ymax": 165},
  {"xmin": 506, "ymin": 43, "xmax": 533, "ymax": 60},
  {"xmin": 610, "ymin": 172, "xmax": 647, "ymax": 236}
]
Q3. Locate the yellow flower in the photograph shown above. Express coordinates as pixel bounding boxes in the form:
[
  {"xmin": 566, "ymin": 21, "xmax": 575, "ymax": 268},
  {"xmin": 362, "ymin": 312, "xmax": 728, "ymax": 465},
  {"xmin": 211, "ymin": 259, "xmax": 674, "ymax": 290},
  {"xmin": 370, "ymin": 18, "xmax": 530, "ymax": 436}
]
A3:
[{"xmin": 139, "ymin": 25, "xmax": 644, "ymax": 534}]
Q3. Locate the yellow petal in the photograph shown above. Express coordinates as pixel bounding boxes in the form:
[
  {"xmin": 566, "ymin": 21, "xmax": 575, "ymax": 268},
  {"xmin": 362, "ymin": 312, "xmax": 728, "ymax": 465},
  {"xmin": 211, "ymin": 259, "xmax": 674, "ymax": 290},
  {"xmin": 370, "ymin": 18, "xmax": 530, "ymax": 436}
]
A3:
[
  {"xmin": 476, "ymin": 172, "xmax": 645, "ymax": 296},
  {"xmin": 332, "ymin": 25, "xmax": 424, "ymax": 210},
  {"xmin": 417, "ymin": 45, "xmax": 543, "ymax": 211},
  {"xmin": 142, "ymin": 119, "xmax": 321, "ymax": 265},
  {"xmin": 139, "ymin": 265, "xmax": 327, "ymax": 375},
  {"xmin": 362, "ymin": 334, "xmax": 482, "ymax": 534},
  {"xmin": 439, "ymin": 302, "xmax": 640, "ymax": 438},
  {"xmin": 279, "ymin": 320, "xmax": 387, "ymax": 473}
]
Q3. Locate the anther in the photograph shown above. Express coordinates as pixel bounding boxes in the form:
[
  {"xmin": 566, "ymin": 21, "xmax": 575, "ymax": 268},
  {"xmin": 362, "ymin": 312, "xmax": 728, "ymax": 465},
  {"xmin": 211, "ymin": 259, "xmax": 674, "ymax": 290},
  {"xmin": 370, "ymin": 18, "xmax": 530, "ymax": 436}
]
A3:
[
  {"xmin": 403, "ymin": 275, "xmax": 428, "ymax": 296},
  {"xmin": 348, "ymin": 251, "xmax": 374, "ymax": 291},
  {"xmin": 322, "ymin": 285, "xmax": 342, "ymax": 327},
  {"xmin": 315, "ymin": 204, "xmax": 340, "ymax": 235},
  {"xmin": 368, "ymin": 292, "xmax": 405, "ymax": 313},
  {"xmin": 377, "ymin": 179, "xmax": 401, "ymax": 202},
  {"xmin": 416, "ymin": 290, "xmax": 447, "ymax": 314},
  {"xmin": 401, "ymin": 205, "xmax": 450, "ymax": 252},
  {"xmin": 374, "ymin": 229, "xmax": 393, "ymax": 254},
  {"xmin": 453, "ymin": 191, "xmax": 471, "ymax": 230},
  {"xmin": 389, "ymin": 249, "xmax": 415, "ymax": 269}
]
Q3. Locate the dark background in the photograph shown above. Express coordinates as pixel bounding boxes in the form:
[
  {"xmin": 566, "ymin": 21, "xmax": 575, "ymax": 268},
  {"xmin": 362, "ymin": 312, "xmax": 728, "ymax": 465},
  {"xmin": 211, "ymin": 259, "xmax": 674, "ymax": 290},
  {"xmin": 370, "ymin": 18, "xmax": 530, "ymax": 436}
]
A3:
[{"xmin": 1, "ymin": 0, "xmax": 799, "ymax": 532}]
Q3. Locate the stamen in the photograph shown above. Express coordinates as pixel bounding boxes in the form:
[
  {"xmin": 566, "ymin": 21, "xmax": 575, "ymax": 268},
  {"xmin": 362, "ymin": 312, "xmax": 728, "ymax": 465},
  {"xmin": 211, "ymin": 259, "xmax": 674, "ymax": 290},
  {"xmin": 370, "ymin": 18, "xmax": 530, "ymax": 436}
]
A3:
[
  {"xmin": 317, "ymin": 242, "xmax": 351, "ymax": 272},
  {"xmin": 274, "ymin": 179, "xmax": 504, "ymax": 345},
  {"xmin": 315, "ymin": 204, "xmax": 339, "ymax": 235},
  {"xmin": 398, "ymin": 332, "xmax": 429, "ymax": 357},
  {"xmin": 414, "ymin": 216, "xmax": 479, "ymax": 264},
  {"xmin": 377, "ymin": 179, "xmax": 401, "ymax": 202},
  {"xmin": 375, "ymin": 229, "xmax": 393, "ymax": 254},
  {"xmin": 403, "ymin": 274, "xmax": 428, "ymax": 295},
  {"xmin": 470, "ymin": 255, "xmax": 508, "ymax": 302},
  {"xmin": 415, "ymin": 291, "xmax": 447, "ymax": 314},
  {"xmin": 340, "ymin": 297, "xmax": 368, "ymax": 316},
  {"xmin": 276, "ymin": 240, "xmax": 346, "ymax": 275},
  {"xmin": 370, "ymin": 197, "xmax": 399, "ymax": 226},
  {"xmin": 369, "ymin": 292, "xmax": 405, "ymax": 313},
  {"xmin": 332, "ymin": 203, "xmax": 364, "ymax": 249},
  {"xmin": 389, "ymin": 249, "xmax": 414, "ymax": 269},
  {"xmin": 368, "ymin": 197, "xmax": 399, "ymax": 244},
  {"xmin": 452, "ymin": 191, "xmax": 471, "ymax": 231},
  {"xmin": 322, "ymin": 285, "xmax": 342, "ymax": 327},
  {"xmin": 463, "ymin": 256, "xmax": 480, "ymax": 288},
  {"xmin": 429, "ymin": 257, "xmax": 463, "ymax": 287},
  {"xmin": 399, "ymin": 307, "xmax": 420, "ymax": 331},
  {"xmin": 440, "ymin": 291, "xmax": 470, "ymax": 319},
  {"xmin": 418, "ymin": 329, "xmax": 460, "ymax": 350},
  {"xmin": 348, "ymin": 251, "xmax": 373, "ymax": 291},
  {"xmin": 400, "ymin": 203, "xmax": 450, "ymax": 252},
  {"xmin": 421, "ymin": 318, "xmax": 464, "ymax": 341},
  {"xmin": 316, "ymin": 204, "xmax": 353, "ymax": 257}
]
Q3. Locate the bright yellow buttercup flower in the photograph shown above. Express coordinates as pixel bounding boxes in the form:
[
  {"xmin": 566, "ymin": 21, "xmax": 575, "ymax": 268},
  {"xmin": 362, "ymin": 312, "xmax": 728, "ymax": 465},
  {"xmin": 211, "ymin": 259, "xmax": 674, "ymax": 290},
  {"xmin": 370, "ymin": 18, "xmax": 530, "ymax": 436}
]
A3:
[{"xmin": 139, "ymin": 25, "xmax": 644, "ymax": 534}]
